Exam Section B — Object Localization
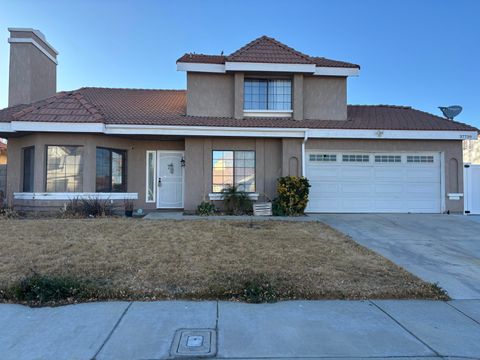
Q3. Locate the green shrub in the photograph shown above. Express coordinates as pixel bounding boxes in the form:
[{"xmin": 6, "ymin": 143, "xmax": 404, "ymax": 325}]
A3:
[
  {"xmin": 4, "ymin": 273, "xmax": 98, "ymax": 305},
  {"xmin": 273, "ymin": 176, "xmax": 310, "ymax": 216},
  {"xmin": 240, "ymin": 279, "xmax": 278, "ymax": 303},
  {"xmin": 197, "ymin": 201, "xmax": 216, "ymax": 216},
  {"xmin": 221, "ymin": 185, "xmax": 252, "ymax": 215}
]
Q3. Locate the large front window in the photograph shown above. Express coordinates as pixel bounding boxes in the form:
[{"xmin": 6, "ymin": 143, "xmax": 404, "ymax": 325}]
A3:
[
  {"xmin": 212, "ymin": 150, "xmax": 255, "ymax": 193},
  {"xmin": 96, "ymin": 148, "xmax": 127, "ymax": 192},
  {"xmin": 244, "ymin": 79, "xmax": 292, "ymax": 110},
  {"xmin": 46, "ymin": 146, "xmax": 83, "ymax": 192}
]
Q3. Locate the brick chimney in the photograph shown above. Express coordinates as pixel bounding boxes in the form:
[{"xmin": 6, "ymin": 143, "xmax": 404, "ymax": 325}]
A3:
[{"xmin": 8, "ymin": 28, "xmax": 58, "ymax": 106}]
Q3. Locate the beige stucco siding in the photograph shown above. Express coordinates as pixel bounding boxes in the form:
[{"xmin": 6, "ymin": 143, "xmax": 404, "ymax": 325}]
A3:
[
  {"xmin": 185, "ymin": 71, "xmax": 347, "ymax": 121},
  {"xmin": 184, "ymin": 137, "xmax": 282, "ymax": 210},
  {"xmin": 186, "ymin": 72, "xmax": 234, "ymax": 117},
  {"xmin": 303, "ymin": 76, "xmax": 347, "ymax": 120},
  {"xmin": 5, "ymin": 133, "xmax": 464, "ymax": 213},
  {"xmin": 6, "ymin": 134, "xmax": 184, "ymax": 210},
  {"xmin": 306, "ymin": 139, "xmax": 464, "ymax": 213},
  {"xmin": 9, "ymin": 43, "xmax": 56, "ymax": 106}
]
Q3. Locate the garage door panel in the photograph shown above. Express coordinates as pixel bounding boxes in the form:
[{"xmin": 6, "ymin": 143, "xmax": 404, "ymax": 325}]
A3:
[
  {"xmin": 406, "ymin": 185, "xmax": 440, "ymax": 197},
  {"xmin": 374, "ymin": 184, "xmax": 404, "ymax": 194},
  {"xmin": 406, "ymin": 199, "xmax": 441, "ymax": 212},
  {"xmin": 307, "ymin": 166, "xmax": 340, "ymax": 181},
  {"xmin": 306, "ymin": 151, "xmax": 441, "ymax": 213},
  {"xmin": 340, "ymin": 167, "xmax": 372, "ymax": 179},
  {"xmin": 406, "ymin": 169, "xmax": 439, "ymax": 182},
  {"xmin": 309, "ymin": 182, "xmax": 339, "ymax": 197},
  {"xmin": 374, "ymin": 167, "xmax": 405, "ymax": 179},
  {"xmin": 374, "ymin": 200, "xmax": 405, "ymax": 212},
  {"xmin": 340, "ymin": 183, "xmax": 373, "ymax": 194},
  {"xmin": 341, "ymin": 199, "xmax": 375, "ymax": 212}
]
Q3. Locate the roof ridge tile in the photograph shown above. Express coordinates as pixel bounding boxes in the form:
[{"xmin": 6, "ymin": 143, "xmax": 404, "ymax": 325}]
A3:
[{"xmin": 227, "ymin": 35, "xmax": 313, "ymax": 63}]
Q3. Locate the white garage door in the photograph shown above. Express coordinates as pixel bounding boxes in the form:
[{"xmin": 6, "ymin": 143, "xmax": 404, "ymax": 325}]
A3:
[{"xmin": 306, "ymin": 152, "xmax": 442, "ymax": 213}]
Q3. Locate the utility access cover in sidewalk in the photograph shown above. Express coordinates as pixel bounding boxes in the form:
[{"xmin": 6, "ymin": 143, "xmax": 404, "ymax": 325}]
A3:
[{"xmin": 170, "ymin": 329, "xmax": 216, "ymax": 358}]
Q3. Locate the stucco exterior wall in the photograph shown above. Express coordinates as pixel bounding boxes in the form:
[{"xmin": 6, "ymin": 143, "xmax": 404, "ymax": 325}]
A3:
[
  {"xmin": 185, "ymin": 71, "xmax": 348, "ymax": 121},
  {"xmin": 184, "ymin": 137, "xmax": 282, "ymax": 211},
  {"xmin": 306, "ymin": 139, "xmax": 464, "ymax": 213},
  {"xmin": 6, "ymin": 134, "xmax": 184, "ymax": 210},
  {"xmin": 5, "ymin": 133, "xmax": 464, "ymax": 214},
  {"xmin": 186, "ymin": 72, "xmax": 234, "ymax": 117},
  {"xmin": 303, "ymin": 76, "xmax": 347, "ymax": 120},
  {"xmin": 8, "ymin": 43, "xmax": 56, "ymax": 106}
]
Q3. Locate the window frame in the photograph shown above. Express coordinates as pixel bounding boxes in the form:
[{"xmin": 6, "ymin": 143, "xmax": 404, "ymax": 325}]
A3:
[
  {"xmin": 243, "ymin": 78, "xmax": 292, "ymax": 111},
  {"xmin": 22, "ymin": 146, "xmax": 35, "ymax": 192},
  {"xmin": 45, "ymin": 145, "xmax": 84, "ymax": 192},
  {"xmin": 212, "ymin": 150, "xmax": 256, "ymax": 193},
  {"xmin": 95, "ymin": 147, "xmax": 127, "ymax": 193},
  {"xmin": 145, "ymin": 150, "xmax": 157, "ymax": 203}
]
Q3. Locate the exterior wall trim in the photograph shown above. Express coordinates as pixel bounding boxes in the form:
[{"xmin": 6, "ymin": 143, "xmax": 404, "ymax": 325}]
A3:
[
  {"xmin": 177, "ymin": 62, "xmax": 359, "ymax": 77},
  {"xmin": 314, "ymin": 67, "xmax": 359, "ymax": 76},
  {"xmin": 10, "ymin": 121, "xmax": 105, "ymax": 133},
  {"xmin": 208, "ymin": 192, "xmax": 259, "ymax": 201},
  {"xmin": 2, "ymin": 121, "xmax": 477, "ymax": 140},
  {"xmin": 177, "ymin": 62, "xmax": 225, "ymax": 73},
  {"xmin": 14, "ymin": 192, "xmax": 138, "ymax": 200},
  {"xmin": 225, "ymin": 62, "xmax": 316, "ymax": 73},
  {"xmin": 243, "ymin": 110, "xmax": 293, "ymax": 118},
  {"xmin": 8, "ymin": 38, "xmax": 58, "ymax": 64}
]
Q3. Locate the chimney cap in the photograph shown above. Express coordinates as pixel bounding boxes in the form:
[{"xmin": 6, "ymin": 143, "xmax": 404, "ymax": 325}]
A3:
[{"xmin": 8, "ymin": 27, "xmax": 59, "ymax": 55}]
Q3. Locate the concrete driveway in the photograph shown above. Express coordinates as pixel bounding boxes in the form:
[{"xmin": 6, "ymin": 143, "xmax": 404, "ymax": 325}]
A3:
[{"xmin": 314, "ymin": 214, "xmax": 480, "ymax": 299}]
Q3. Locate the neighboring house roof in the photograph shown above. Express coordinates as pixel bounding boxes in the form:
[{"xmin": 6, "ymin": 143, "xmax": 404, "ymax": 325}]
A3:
[
  {"xmin": 0, "ymin": 87, "xmax": 476, "ymax": 132},
  {"xmin": 177, "ymin": 35, "xmax": 360, "ymax": 69}
]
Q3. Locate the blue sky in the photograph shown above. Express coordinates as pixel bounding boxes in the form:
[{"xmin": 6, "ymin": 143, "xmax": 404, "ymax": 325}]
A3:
[{"xmin": 0, "ymin": 0, "xmax": 479, "ymax": 127}]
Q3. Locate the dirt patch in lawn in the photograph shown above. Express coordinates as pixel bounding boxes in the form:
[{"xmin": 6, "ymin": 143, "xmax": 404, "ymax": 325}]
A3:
[{"xmin": 0, "ymin": 218, "xmax": 447, "ymax": 305}]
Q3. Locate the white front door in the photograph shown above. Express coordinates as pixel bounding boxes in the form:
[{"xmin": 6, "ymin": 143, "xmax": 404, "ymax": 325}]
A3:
[{"xmin": 156, "ymin": 151, "xmax": 184, "ymax": 208}]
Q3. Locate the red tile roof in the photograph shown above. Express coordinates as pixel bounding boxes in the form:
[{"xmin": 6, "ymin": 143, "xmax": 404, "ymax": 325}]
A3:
[
  {"xmin": 177, "ymin": 35, "xmax": 360, "ymax": 69},
  {"xmin": 0, "ymin": 87, "xmax": 476, "ymax": 132}
]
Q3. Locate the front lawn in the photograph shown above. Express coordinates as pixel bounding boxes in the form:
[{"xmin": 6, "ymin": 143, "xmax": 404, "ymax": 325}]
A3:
[{"xmin": 0, "ymin": 218, "xmax": 447, "ymax": 304}]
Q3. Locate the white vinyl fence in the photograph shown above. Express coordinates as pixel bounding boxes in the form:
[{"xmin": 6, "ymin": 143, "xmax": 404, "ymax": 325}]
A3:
[{"xmin": 464, "ymin": 164, "xmax": 480, "ymax": 214}]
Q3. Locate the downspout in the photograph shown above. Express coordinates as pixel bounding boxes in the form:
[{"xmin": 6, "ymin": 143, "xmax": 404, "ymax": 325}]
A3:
[{"xmin": 301, "ymin": 129, "xmax": 309, "ymax": 177}]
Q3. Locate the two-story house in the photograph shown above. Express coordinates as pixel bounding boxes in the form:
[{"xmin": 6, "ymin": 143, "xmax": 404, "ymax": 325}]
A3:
[{"xmin": 0, "ymin": 29, "xmax": 477, "ymax": 213}]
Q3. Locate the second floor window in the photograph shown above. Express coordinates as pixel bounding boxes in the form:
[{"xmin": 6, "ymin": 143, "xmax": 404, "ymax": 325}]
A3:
[{"xmin": 244, "ymin": 79, "xmax": 292, "ymax": 111}]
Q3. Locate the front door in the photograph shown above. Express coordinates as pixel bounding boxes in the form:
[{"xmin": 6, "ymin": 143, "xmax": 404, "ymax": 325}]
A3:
[{"xmin": 156, "ymin": 151, "xmax": 184, "ymax": 208}]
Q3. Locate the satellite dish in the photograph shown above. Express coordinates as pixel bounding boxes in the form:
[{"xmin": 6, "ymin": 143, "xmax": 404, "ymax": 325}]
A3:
[{"xmin": 438, "ymin": 105, "xmax": 462, "ymax": 120}]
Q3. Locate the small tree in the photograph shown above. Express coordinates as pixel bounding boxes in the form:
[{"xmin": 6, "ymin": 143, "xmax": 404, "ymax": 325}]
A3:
[{"xmin": 274, "ymin": 176, "xmax": 310, "ymax": 216}]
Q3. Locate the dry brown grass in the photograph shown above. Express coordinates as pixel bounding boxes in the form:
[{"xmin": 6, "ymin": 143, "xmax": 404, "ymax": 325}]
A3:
[{"xmin": 0, "ymin": 218, "xmax": 447, "ymax": 301}]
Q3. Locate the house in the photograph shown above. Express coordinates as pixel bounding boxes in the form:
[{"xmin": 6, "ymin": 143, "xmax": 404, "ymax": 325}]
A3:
[
  {"xmin": 463, "ymin": 140, "xmax": 480, "ymax": 164},
  {"xmin": 0, "ymin": 28, "xmax": 477, "ymax": 213}
]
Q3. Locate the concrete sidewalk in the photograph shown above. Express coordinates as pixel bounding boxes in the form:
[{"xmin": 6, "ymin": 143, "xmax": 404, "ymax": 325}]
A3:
[{"xmin": 1, "ymin": 300, "xmax": 480, "ymax": 360}]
